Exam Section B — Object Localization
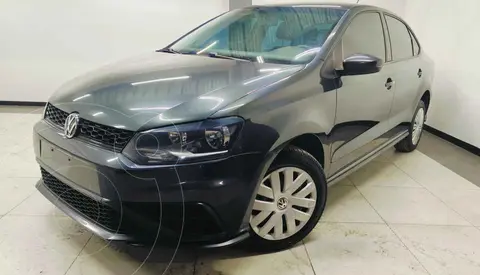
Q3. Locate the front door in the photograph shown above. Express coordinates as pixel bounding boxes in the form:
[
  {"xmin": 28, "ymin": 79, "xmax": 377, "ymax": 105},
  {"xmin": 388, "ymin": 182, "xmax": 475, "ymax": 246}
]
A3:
[{"xmin": 328, "ymin": 11, "xmax": 395, "ymax": 175}]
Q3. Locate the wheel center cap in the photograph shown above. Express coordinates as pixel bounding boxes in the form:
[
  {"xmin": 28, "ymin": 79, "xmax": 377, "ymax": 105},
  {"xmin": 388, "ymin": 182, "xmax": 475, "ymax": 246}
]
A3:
[{"xmin": 277, "ymin": 197, "xmax": 289, "ymax": 210}]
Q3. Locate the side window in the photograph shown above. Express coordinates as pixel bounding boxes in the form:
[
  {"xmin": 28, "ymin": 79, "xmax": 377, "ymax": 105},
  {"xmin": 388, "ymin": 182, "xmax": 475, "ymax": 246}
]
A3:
[
  {"xmin": 410, "ymin": 30, "xmax": 420, "ymax": 55},
  {"xmin": 385, "ymin": 15, "xmax": 414, "ymax": 60},
  {"xmin": 342, "ymin": 12, "xmax": 386, "ymax": 61}
]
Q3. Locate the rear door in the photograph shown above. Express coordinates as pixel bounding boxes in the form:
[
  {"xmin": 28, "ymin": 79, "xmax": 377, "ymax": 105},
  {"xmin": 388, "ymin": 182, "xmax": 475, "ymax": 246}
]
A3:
[
  {"xmin": 384, "ymin": 14, "xmax": 423, "ymax": 129},
  {"xmin": 329, "ymin": 12, "xmax": 396, "ymax": 174}
]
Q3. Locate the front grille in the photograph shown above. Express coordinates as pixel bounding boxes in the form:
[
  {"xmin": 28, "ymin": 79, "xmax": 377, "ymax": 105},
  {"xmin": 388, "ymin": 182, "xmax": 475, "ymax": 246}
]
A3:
[
  {"xmin": 44, "ymin": 103, "xmax": 69, "ymax": 126},
  {"xmin": 41, "ymin": 168, "xmax": 122, "ymax": 232},
  {"xmin": 44, "ymin": 103, "xmax": 134, "ymax": 152}
]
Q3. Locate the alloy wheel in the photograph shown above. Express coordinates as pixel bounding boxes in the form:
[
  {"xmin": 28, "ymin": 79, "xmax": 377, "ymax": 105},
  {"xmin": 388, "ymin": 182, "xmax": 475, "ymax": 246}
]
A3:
[
  {"xmin": 412, "ymin": 108, "xmax": 425, "ymax": 145},
  {"xmin": 249, "ymin": 167, "xmax": 317, "ymax": 241}
]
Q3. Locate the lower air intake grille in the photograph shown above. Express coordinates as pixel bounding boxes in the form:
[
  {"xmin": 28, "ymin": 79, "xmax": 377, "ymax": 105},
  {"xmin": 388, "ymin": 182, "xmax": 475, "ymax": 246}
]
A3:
[{"xmin": 41, "ymin": 168, "xmax": 122, "ymax": 232}]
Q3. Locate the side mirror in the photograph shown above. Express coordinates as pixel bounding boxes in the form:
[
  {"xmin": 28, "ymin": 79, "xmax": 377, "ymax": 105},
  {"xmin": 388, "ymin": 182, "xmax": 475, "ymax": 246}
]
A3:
[{"xmin": 337, "ymin": 54, "xmax": 384, "ymax": 76}]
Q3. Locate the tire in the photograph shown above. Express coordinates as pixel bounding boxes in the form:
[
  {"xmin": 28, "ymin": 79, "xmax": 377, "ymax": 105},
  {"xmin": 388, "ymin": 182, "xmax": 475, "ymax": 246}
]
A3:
[
  {"xmin": 395, "ymin": 101, "xmax": 426, "ymax": 153},
  {"xmin": 245, "ymin": 145, "xmax": 327, "ymax": 252}
]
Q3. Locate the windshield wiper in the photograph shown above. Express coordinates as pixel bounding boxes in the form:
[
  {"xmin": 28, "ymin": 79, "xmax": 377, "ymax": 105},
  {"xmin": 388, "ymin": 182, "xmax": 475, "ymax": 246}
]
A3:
[
  {"xmin": 203, "ymin": 52, "xmax": 252, "ymax": 62},
  {"xmin": 158, "ymin": 48, "xmax": 252, "ymax": 62},
  {"xmin": 156, "ymin": 48, "xmax": 182, "ymax": 54}
]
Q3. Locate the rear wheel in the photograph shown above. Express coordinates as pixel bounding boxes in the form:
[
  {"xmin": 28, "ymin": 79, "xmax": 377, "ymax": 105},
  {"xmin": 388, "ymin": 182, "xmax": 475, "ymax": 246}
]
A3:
[
  {"xmin": 395, "ymin": 101, "xmax": 426, "ymax": 152},
  {"xmin": 247, "ymin": 146, "xmax": 327, "ymax": 251}
]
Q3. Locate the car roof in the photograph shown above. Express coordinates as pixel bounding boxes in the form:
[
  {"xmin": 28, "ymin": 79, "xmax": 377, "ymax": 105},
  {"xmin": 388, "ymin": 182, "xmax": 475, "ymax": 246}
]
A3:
[
  {"xmin": 251, "ymin": 3, "xmax": 400, "ymax": 17},
  {"xmin": 251, "ymin": 3, "xmax": 383, "ymax": 12},
  {"xmin": 251, "ymin": 2, "xmax": 392, "ymax": 13}
]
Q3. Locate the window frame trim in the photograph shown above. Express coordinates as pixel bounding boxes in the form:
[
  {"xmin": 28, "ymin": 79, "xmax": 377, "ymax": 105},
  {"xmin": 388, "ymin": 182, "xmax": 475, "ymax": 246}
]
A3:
[
  {"xmin": 383, "ymin": 12, "xmax": 422, "ymax": 64},
  {"xmin": 409, "ymin": 29, "xmax": 421, "ymax": 56},
  {"xmin": 339, "ymin": 11, "xmax": 389, "ymax": 63}
]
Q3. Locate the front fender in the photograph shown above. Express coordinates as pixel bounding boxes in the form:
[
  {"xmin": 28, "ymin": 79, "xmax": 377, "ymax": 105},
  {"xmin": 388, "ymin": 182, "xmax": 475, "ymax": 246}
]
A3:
[{"xmin": 238, "ymin": 142, "xmax": 287, "ymax": 231}]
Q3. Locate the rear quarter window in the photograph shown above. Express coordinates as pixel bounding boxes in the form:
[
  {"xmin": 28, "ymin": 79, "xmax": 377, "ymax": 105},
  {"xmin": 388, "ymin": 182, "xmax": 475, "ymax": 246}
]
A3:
[
  {"xmin": 409, "ymin": 30, "xmax": 420, "ymax": 55},
  {"xmin": 385, "ymin": 15, "xmax": 414, "ymax": 60}
]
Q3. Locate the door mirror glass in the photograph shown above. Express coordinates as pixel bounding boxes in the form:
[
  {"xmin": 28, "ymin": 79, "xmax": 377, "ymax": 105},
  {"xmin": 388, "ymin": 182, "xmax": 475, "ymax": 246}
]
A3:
[{"xmin": 338, "ymin": 54, "xmax": 383, "ymax": 76}]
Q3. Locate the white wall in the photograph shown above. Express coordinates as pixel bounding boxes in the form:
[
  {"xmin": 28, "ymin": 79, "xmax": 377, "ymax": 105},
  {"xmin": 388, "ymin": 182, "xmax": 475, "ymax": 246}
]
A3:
[
  {"xmin": 404, "ymin": 0, "xmax": 480, "ymax": 147},
  {"xmin": 0, "ymin": 0, "xmax": 228, "ymax": 102}
]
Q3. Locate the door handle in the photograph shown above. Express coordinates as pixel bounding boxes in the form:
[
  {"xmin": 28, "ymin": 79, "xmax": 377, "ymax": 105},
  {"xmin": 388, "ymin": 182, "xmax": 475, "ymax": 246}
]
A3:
[
  {"xmin": 385, "ymin": 78, "xmax": 394, "ymax": 90},
  {"xmin": 418, "ymin": 69, "xmax": 423, "ymax": 78}
]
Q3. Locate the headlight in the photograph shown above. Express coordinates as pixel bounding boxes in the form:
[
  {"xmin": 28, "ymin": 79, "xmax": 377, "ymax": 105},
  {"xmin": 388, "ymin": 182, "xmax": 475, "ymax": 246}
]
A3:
[{"xmin": 122, "ymin": 117, "xmax": 244, "ymax": 165}]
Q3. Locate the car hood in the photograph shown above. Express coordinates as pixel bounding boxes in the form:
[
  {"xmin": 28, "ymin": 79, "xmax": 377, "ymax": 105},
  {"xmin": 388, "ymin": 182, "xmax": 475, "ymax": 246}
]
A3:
[{"xmin": 49, "ymin": 52, "xmax": 304, "ymax": 131}]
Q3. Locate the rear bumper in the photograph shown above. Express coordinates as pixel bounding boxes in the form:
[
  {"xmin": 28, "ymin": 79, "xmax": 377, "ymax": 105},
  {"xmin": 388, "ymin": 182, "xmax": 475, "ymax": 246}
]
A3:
[{"xmin": 33, "ymin": 120, "xmax": 264, "ymax": 247}]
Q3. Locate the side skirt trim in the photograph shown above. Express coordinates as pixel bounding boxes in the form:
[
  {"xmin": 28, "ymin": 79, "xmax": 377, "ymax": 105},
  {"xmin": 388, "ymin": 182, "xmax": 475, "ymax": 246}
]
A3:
[{"xmin": 326, "ymin": 131, "xmax": 408, "ymax": 186}]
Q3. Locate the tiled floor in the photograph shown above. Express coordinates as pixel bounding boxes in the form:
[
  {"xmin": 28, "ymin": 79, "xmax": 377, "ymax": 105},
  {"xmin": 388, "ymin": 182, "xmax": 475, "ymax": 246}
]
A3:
[
  {"xmin": 418, "ymin": 132, "xmax": 480, "ymax": 188},
  {"xmin": 2, "ymin": 108, "xmax": 480, "ymax": 275}
]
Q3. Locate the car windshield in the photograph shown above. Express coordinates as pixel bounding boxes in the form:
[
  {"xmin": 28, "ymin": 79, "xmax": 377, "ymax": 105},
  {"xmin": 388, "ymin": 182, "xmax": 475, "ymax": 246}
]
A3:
[{"xmin": 169, "ymin": 6, "xmax": 347, "ymax": 64}]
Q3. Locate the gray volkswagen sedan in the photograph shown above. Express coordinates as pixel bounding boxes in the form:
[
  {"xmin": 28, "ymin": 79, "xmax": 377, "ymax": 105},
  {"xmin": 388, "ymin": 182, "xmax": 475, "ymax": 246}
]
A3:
[{"xmin": 34, "ymin": 3, "xmax": 432, "ymax": 251}]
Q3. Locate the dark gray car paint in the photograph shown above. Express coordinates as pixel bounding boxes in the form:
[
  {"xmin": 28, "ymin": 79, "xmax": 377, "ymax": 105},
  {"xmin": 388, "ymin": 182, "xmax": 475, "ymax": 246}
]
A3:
[
  {"xmin": 35, "ymin": 3, "xmax": 433, "ymax": 246},
  {"xmin": 49, "ymin": 52, "xmax": 305, "ymax": 131}
]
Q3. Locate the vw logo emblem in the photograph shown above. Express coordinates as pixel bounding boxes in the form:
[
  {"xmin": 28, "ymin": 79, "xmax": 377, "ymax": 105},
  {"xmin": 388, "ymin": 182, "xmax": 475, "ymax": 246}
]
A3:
[
  {"xmin": 64, "ymin": 113, "xmax": 80, "ymax": 139},
  {"xmin": 277, "ymin": 197, "xmax": 289, "ymax": 210}
]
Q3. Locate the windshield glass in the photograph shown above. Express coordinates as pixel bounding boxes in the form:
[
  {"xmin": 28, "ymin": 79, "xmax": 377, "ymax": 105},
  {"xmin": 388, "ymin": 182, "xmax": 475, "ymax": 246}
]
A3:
[{"xmin": 169, "ymin": 6, "xmax": 347, "ymax": 64}]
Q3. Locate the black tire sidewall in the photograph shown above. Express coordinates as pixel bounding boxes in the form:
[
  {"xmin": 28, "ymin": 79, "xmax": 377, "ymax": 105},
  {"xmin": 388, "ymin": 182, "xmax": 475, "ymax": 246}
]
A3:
[{"xmin": 395, "ymin": 101, "xmax": 426, "ymax": 152}]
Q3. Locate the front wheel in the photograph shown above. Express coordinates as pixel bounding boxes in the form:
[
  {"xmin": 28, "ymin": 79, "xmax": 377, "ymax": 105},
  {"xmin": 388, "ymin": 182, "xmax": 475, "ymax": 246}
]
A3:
[
  {"xmin": 395, "ymin": 101, "xmax": 426, "ymax": 152},
  {"xmin": 246, "ymin": 146, "xmax": 327, "ymax": 252}
]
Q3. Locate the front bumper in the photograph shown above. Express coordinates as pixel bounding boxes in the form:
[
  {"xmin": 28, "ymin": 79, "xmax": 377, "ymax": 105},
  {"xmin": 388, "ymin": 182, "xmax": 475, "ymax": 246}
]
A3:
[{"xmin": 33, "ymin": 120, "xmax": 264, "ymax": 247}]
